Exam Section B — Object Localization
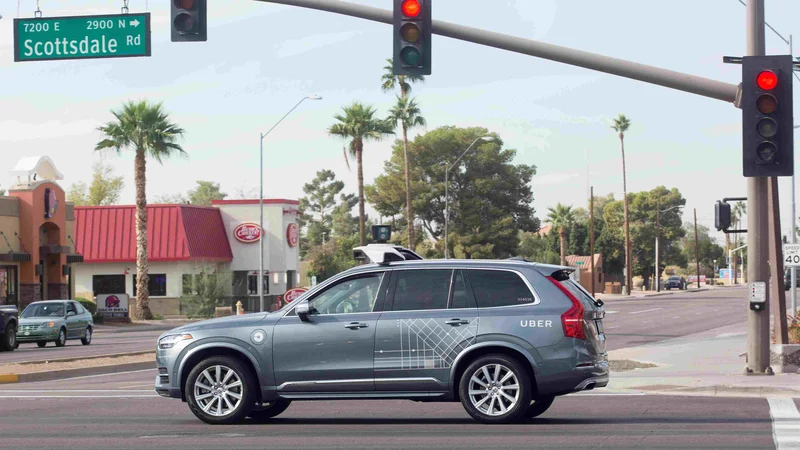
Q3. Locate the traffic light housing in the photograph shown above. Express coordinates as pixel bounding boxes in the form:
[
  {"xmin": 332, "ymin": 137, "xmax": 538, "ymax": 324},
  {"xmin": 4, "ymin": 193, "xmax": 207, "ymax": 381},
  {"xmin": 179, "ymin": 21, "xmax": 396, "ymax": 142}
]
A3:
[
  {"xmin": 715, "ymin": 200, "xmax": 731, "ymax": 231},
  {"xmin": 372, "ymin": 225, "xmax": 392, "ymax": 243},
  {"xmin": 393, "ymin": 0, "xmax": 432, "ymax": 76},
  {"xmin": 171, "ymin": 0, "xmax": 207, "ymax": 42},
  {"xmin": 742, "ymin": 55, "xmax": 794, "ymax": 177}
]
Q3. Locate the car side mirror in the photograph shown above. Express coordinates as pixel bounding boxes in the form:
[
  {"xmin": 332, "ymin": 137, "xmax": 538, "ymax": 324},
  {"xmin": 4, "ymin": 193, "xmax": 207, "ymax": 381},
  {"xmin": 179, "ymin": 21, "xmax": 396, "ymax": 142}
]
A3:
[{"xmin": 295, "ymin": 301, "xmax": 310, "ymax": 322}]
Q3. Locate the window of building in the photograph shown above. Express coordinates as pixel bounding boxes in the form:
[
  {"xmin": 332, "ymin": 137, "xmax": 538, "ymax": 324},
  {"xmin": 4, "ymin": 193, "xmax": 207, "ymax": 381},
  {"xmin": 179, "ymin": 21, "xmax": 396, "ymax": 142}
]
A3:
[
  {"xmin": 133, "ymin": 274, "xmax": 167, "ymax": 297},
  {"xmin": 0, "ymin": 266, "xmax": 18, "ymax": 306},
  {"xmin": 391, "ymin": 269, "xmax": 452, "ymax": 312},
  {"xmin": 93, "ymin": 275, "xmax": 125, "ymax": 296},
  {"xmin": 467, "ymin": 270, "xmax": 535, "ymax": 308},
  {"xmin": 248, "ymin": 273, "xmax": 268, "ymax": 296}
]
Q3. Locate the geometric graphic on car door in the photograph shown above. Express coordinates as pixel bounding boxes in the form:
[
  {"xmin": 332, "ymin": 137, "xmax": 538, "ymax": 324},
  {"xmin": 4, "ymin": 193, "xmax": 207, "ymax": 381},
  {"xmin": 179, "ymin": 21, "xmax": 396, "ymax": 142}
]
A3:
[{"xmin": 375, "ymin": 317, "xmax": 478, "ymax": 371}]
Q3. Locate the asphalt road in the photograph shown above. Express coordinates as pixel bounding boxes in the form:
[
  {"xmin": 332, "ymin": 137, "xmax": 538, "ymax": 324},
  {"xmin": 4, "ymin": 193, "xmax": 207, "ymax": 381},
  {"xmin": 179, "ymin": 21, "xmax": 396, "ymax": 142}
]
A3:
[
  {"xmin": 0, "ymin": 369, "xmax": 780, "ymax": 449},
  {"xmin": 0, "ymin": 323, "xmax": 185, "ymax": 364},
  {"xmin": 602, "ymin": 287, "xmax": 746, "ymax": 350}
]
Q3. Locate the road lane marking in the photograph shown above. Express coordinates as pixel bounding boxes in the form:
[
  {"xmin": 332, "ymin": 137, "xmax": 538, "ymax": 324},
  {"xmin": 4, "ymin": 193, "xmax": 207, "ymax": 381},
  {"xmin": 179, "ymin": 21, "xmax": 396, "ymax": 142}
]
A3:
[
  {"xmin": 768, "ymin": 397, "xmax": 800, "ymax": 449},
  {"xmin": 716, "ymin": 332, "xmax": 747, "ymax": 338},
  {"xmin": 606, "ymin": 326, "xmax": 620, "ymax": 329},
  {"xmin": 604, "ymin": 311, "xmax": 618, "ymax": 314},
  {"xmin": 629, "ymin": 308, "xmax": 663, "ymax": 315}
]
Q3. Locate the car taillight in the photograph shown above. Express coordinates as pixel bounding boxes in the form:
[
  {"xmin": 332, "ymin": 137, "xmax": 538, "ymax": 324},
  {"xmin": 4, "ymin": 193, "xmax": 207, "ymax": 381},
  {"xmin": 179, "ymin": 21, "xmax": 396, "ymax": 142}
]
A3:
[{"xmin": 546, "ymin": 276, "xmax": 586, "ymax": 340}]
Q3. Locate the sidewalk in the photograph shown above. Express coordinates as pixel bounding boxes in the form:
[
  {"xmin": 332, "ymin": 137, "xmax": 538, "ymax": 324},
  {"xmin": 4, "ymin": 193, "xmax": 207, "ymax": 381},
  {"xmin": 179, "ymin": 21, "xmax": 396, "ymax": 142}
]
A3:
[
  {"xmin": 604, "ymin": 320, "xmax": 800, "ymax": 398},
  {"xmin": 596, "ymin": 284, "xmax": 740, "ymax": 301}
]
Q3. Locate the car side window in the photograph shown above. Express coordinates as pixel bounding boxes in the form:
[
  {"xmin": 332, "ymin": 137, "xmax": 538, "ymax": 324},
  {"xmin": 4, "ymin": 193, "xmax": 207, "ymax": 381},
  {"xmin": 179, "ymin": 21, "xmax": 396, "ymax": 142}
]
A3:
[
  {"xmin": 467, "ymin": 270, "xmax": 536, "ymax": 308},
  {"xmin": 449, "ymin": 270, "xmax": 471, "ymax": 309},
  {"xmin": 304, "ymin": 273, "xmax": 384, "ymax": 316},
  {"xmin": 66, "ymin": 302, "xmax": 77, "ymax": 315},
  {"xmin": 391, "ymin": 269, "xmax": 452, "ymax": 311},
  {"xmin": 74, "ymin": 302, "xmax": 85, "ymax": 315}
]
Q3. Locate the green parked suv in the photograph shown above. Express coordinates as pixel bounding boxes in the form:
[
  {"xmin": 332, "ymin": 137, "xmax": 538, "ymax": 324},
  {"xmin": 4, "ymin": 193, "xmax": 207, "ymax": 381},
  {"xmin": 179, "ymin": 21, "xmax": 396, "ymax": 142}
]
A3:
[{"xmin": 17, "ymin": 300, "xmax": 93, "ymax": 348}]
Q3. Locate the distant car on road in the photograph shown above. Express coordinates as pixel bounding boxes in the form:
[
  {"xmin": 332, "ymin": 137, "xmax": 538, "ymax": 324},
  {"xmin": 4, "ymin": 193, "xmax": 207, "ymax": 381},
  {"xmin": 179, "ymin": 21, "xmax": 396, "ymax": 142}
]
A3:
[
  {"xmin": 664, "ymin": 276, "xmax": 686, "ymax": 290},
  {"xmin": 17, "ymin": 300, "xmax": 93, "ymax": 348},
  {"xmin": 155, "ymin": 244, "xmax": 608, "ymax": 425},
  {"xmin": 0, "ymin": 304, "xmax": 19, "ymax": 351}
]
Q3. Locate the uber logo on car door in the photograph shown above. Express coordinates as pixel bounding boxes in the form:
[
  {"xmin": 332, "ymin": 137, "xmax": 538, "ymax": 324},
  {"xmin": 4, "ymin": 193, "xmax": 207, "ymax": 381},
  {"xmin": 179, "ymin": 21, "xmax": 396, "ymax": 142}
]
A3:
[{"xmin": 520, "ymin": 320, "xmax": 553, "ymax": 328}]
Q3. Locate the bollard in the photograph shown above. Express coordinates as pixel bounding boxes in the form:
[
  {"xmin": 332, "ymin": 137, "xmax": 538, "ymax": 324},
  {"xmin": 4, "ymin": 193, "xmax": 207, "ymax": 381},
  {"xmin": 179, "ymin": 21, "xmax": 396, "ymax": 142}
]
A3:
[{"xmin": 236, "ymin": 300, "xmax": 244, "ymax": 315}]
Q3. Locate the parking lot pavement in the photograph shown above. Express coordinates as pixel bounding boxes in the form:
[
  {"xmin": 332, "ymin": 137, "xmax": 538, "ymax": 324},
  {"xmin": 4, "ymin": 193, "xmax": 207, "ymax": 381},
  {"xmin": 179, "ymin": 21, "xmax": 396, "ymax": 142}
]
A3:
[
  {"xmin": 0, "ymin": 370, "xmax": 782, "ymax": 449},
  {"xmin": 1, "ymin": 323, "xmax": 186, "ymax": 364}
]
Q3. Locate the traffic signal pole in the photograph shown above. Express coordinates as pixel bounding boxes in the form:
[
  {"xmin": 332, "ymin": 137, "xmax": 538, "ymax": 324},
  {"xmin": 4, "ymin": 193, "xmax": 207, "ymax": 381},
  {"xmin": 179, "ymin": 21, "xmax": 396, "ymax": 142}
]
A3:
[
  {"xmin": 255, "ymin": 0, "xmax": 739, "ymax": 104},
  {"xmin": 745, "ymin": 0, "xmax": 772, "ymax": 375}
]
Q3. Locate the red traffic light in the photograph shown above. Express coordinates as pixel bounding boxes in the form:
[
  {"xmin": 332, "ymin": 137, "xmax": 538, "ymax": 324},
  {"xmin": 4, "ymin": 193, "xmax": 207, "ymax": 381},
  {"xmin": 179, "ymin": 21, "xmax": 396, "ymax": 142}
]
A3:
[
  {"xmin": 402, "ymin": 0, "xmax": 421, "ymax": 18},
  {"xmin": 757, "ymin": 70, "xmax": 778, "ymax": 91}
]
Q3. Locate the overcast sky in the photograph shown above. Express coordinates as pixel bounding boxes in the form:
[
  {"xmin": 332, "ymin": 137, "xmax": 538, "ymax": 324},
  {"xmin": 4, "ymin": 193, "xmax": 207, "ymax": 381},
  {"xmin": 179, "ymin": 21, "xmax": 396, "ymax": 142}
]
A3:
[{"xmin": 2, "ymin": 0, "xmax": 800, "ymax": 244}]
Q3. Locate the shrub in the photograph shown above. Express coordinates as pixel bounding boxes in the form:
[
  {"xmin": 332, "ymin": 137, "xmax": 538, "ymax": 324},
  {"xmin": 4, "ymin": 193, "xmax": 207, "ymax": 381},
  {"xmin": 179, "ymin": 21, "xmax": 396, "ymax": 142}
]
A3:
[
  {"xmin": 77, "ymin": 297, "xmax": 97, "ymax": 315},
  {"xmin": 180, "ymin": 265, "xmax": 232, "ymax": 319},
  {"xmin": 92, "ymin": 313, "xmax": 104, "ymax": 324}
]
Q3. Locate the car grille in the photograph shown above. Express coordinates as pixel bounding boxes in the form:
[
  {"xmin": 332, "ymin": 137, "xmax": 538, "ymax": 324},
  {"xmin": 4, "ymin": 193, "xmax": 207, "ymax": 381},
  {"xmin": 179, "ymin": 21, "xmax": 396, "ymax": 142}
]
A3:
[{"xmin": 19, "ymin": 325, "xmax": 38, "ymax": 332}]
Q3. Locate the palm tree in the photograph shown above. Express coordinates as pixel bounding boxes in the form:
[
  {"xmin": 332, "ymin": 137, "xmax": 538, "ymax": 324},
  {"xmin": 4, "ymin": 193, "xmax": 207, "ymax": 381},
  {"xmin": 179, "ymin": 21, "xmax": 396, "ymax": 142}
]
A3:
[
  {"xmin": 95, "ymin": 101, "xmax": 185, "ymax": 320},
  {"xmin": 733, "ymin": 201, "xmax": 747, "ymax": 247},
  {"xmin": 381, "ymin": 58, "xmax": 425, "ymax": 99},
  {"xmin": 329, "ymin": 103, "xmax": 395, "ymax": 246},
  {"xmin": 612, "ymin": 114, "xmax": 633, "ymax": 295},
  {"xmin": 546, "ymin": 203, "xmax": 576, "ymax": 266},
  {"xmin": 388, "ymin": 96, "xmax": 426, "ymax": 250}
]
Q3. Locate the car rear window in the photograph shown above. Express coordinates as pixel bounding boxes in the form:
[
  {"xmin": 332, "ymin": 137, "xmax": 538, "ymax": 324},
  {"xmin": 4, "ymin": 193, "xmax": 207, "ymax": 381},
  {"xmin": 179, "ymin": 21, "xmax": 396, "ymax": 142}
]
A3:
[
  {"xmin": 559, "ymin": 279, "xmax": 597, "ymax": 309},
  {"xmin": 467, "ymin": 270, "xmax": 535, "ymax": 308}
]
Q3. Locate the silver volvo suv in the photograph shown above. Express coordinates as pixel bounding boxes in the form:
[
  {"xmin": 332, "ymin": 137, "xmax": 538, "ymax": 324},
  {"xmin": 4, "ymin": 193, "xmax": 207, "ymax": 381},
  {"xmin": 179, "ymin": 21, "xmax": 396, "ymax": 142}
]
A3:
[{"xmin": 154, "ymin": 244, "xmax": 608, "ymax": 424}]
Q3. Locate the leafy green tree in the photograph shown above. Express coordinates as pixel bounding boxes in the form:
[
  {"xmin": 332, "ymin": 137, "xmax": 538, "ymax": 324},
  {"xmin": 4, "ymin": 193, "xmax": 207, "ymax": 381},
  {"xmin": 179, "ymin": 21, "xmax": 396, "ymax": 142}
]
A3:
[
  {"xmin": 612, "ymin": 113, "xmax": 633, "ymax": 293},
  {"xmin": 367, "ymin": 126, "xmax": 539, "ymax": 259},
  {"xmin": 151, "ymin": 192, "xmax": 188, "ymax": 204},
  {"xmin": 381, "ymin": 58, "xmax": 424, "ymax": 99},
  {"xmin": 180, "ymin": 264, "xmax": 232, "ymax": 319},
  {"xmin": 95, "ymin": 100, "xmax": 185, "ymax": 320},
  {"xmin": 388, "ymin": 96, "xmax": 426, "ymax": 250},
  {"xmin": 546, "ymin": 203, "xmax": 575, "ymax": 266},
  {"xmin": 188, "ymin": 180, "xmax": 227, "ymax": 206},
  {"xmin": 681, "ymin": 222, "xmax": 725, "ymax": 277},
  {"xmin": 328, "ymin": 102, "xmax": 395, "ymax": 246},
  {"xmin": 67, "ymin": 162, "xmax": 124, "ymax": 206},
  {"xmin": 298, "ymin": 170, "xmax": 355, "ymax": 257}
]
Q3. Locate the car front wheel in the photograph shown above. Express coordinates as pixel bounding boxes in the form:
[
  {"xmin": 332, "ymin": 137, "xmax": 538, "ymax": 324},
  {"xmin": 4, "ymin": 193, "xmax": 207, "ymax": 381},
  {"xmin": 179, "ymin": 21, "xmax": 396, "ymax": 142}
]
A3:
[
  {"xmin": 54, "ymin": 328, "xmax": 66, "ymax": 347},
  {"xmin": 186, "ymin": 356, "xmax": 257, "ymax": 425},
  {"xmin": 459, "ymin": 354, "xmax": 532, "ymax": 424},
  {"xmin": 37, "ymin": 341, "xmax": 47, "ymax": 348},
  {"xmin": 81, "ymin": 327, "xmax": 92, "ymax": 345}
]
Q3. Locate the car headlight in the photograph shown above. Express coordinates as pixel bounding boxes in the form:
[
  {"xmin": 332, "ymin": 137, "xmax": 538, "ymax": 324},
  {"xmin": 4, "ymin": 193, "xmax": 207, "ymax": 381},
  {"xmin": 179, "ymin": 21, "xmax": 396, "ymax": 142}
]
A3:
[
  {"xmin": 40, "ymin": 322, "xmax": 56, "ymax": 328},
  {"xmin": 158, "ymin": 333, "xmax": 193, "ymax": 349}
]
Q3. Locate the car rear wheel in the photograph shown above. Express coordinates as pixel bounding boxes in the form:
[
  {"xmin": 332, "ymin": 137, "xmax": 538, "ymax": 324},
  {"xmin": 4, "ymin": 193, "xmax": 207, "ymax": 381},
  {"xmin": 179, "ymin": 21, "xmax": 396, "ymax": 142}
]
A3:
[
  {"xmin": 186, "ymin": 356, "xmax": 256, "ymax": 425},
  {"xmin": 37, "ymin": 341, "xmax": 47, "ymax": 348},
  {"xmin": 459, "ymin": 354, "xmax": 532, "ymax": 424},
  {"xmin": 525, "ymin": 396, "xmax": 555, "ymax": 418},
  {"xmin": 247, "ymin": 399, "xmax": 291, "ymax": 421},
  {"xmin": 1, "ymin": 323, "xmax": 17, "ymax": 352},
  {"xmin": 54, "ymin": 328, "xmax": 66, "ymax": 347},
  {"xmin": 81, "ymin": 327, "xmax": 92, "ymax": 345}
]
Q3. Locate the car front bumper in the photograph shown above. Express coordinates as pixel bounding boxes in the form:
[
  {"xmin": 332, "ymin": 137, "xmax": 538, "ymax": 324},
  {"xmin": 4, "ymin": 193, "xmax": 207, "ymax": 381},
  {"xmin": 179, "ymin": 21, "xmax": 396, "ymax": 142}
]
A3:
[
  {"xmin": 154, "ymin": 345, "xmax": 184, "ymax": 399},
  {"xmin": 16, "ymin": 328, "xmax": 59, "ymax": 342}
]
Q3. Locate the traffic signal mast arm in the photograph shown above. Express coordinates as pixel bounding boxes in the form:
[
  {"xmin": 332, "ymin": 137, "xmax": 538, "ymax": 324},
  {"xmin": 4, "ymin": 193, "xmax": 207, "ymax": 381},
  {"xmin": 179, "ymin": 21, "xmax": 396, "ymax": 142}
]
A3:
[{"xmin": 256, "ymin": 0, "xmax": 740, "ymax": 105}]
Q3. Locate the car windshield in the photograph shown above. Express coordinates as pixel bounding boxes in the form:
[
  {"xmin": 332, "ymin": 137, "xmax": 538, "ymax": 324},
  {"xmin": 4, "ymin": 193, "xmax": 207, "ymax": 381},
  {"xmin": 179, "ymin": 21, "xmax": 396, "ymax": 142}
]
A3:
[
  {"xmin": 21, "ymin": 303, "xmax": 64, "ymax": 318},
  {"xmin": 668, "ymin": 277, "xmax": 681, "ymax": 281}
]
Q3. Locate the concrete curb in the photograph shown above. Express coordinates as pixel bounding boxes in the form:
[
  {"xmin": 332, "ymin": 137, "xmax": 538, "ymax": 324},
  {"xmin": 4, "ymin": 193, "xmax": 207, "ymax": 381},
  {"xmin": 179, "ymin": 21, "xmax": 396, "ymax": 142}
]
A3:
[
  {"xmin": 0, "ymin": 361, "xmax": 154, "ymax": 384},
  {"xmin": 7, "ymin": 350, "xmax": 154, "ymax": 366},
  {"xmin": 603, "ymin": 384, "xmax": 800, "ymax": 399}
]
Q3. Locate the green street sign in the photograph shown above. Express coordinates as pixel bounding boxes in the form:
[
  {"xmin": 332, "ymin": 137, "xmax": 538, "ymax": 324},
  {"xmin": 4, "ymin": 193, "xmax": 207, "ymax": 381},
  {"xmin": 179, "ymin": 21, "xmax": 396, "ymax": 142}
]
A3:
[
  {"xmin": 575, "ymin": 261, "xmax": 585, "ymax": 265},
  {"xmin": 14, "ymin": 13, "xmax": 151, "ymax": 62}
]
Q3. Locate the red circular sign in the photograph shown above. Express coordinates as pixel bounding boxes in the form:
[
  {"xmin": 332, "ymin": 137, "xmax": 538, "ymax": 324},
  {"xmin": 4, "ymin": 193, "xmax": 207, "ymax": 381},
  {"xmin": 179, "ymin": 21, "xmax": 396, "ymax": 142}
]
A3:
[
  {"xmin": 234, "ymin": 223, "xmax": 262, "ymax": 243},
  {"xmin": 283, "ymin": 287, "xmax": 308, "ymax": 304},
  {"xmin": 286, "ymin": 223, "xmax": 299, "ymax": 248}
]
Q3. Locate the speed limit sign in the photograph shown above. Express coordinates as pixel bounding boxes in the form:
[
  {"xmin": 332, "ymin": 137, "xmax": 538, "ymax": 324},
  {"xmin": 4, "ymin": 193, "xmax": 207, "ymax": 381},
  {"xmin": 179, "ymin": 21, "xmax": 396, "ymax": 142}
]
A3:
[{"xmin": 784, "ymin": 244, "xmax": 800, "ymax": 267}]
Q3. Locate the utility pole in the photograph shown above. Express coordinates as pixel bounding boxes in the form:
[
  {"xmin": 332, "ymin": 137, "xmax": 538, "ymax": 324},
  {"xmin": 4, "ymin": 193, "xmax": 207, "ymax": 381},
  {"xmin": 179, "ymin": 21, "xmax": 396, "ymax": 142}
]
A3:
[
  {"xmin": 745, "ymin": 0, "xmax": 772, "ymax": 376},
  {"xmin": 590, "ymin": 186, "xmax": 595, "ymax": 297},
  {"xmin": 694, "ymin": 208, "xmax": 700, "ymax": 289},
  {"xmin": 656, "ymin": 203, "xmax": 661, "ymax": 293}
]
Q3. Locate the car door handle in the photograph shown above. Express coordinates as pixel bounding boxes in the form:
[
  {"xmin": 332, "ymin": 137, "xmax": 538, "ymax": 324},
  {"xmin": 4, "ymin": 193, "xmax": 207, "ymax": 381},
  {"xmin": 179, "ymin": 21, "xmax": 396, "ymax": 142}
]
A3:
[
  {"xmin": 445, "ymin": 319, "xmax": 470, "ymax": 326},
  {"xmin": 345, "ymin": 322, "xmax": 369, "ymax": 329}
]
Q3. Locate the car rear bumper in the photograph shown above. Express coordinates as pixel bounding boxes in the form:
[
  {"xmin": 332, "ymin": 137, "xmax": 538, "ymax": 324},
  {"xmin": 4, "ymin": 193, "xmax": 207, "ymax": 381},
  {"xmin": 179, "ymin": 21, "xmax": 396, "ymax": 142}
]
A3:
[{"xmin": 536, "ymin": 359, "xmax": 610, "ymax": 397}]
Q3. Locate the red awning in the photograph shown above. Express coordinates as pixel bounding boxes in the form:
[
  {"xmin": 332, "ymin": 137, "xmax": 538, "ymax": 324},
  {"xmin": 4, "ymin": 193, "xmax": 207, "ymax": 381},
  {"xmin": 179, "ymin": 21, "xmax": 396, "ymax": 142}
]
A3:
[{"xmin": 74, "ymin": 205, "xmax": 233, "ymax": 263}]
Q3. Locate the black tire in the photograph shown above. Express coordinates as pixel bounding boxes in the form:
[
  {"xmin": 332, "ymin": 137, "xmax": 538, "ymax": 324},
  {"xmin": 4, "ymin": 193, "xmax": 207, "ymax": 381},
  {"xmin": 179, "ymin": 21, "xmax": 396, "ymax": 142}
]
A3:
[
  {"xmin": 1, "ymin": 323, "xmax": 16, "ymax": 352},
  {"xmin": 54, "ymin": 328, "xmax": 66, "ymax": 347},
  {"xmin": 525, "ymin": 396, "xmax": 555, "ymax": 418},
  {"xmin": 247, "ymin": 400, "xmax": 291, "ymax": 421},
  {"xmin": 81, "ymin": 327, "xmax": 92, "ymax": 345},
  {"xmin": 186, "ymin": 356, "xmax": 257, "ymax": 425},
  {"xmin": 37, "ymin": 341, "xmax": 47, "ymax": 348},
  {"xmin": 458, "ymin": 354, "xmax": 532, "ymax": 424}
]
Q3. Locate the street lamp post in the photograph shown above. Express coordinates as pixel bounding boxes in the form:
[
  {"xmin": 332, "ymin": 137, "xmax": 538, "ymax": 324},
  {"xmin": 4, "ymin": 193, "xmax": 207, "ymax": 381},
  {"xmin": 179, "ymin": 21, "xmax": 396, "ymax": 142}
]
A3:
[
  {"xmin": 258, "ymin": 95, "xmax": 322, "ymax": 312},
  {"xmin": 655, "ymin": 203, "xmax": 683, "ymax": 292},
  {"xmin": 444, "ymin": 136, "xmax": 495, "ymax": 259}
]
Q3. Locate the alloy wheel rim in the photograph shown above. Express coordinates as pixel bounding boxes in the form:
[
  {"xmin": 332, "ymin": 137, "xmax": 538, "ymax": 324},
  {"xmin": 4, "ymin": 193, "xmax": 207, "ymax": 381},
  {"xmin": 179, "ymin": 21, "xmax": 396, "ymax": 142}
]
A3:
[
  {"xmin": 8, "ymin": 329, "xmax": 16, "ymax": 346},
  {"xmin": 86, "ymin": 329, "xmax": 91, "ymax": 342},
  {"xmin": 468, "ymin": 363, "xmax": 520, "ymax": 417},
  {"xmin": 193, "ymin": 365, "xmax": 243, "ymax": 417},
  {"xmin": 59, "ymin": 330, "xmax": 65, "ymax": 344}
]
